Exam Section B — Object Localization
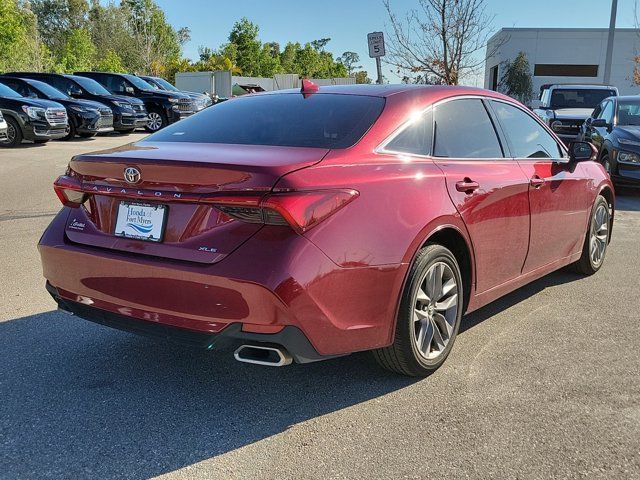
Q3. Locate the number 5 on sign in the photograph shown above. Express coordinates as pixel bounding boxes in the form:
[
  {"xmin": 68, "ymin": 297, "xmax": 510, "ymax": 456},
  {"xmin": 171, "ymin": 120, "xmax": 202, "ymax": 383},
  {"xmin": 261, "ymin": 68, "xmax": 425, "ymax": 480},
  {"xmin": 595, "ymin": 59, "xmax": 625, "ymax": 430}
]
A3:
[{"xmin": 367, "ymin": 32, "xmax": 385, "ymax": 58}]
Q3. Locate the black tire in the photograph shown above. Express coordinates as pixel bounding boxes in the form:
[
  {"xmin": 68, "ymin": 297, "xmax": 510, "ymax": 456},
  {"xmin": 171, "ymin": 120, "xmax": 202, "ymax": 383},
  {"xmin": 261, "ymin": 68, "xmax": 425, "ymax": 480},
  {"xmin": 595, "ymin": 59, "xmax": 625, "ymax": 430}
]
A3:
[
  {"xmin": 572, "ymin": 195, "xmax": 611, "ymax": 275},
  {"xmin": 0, "ymin": 117, "xmax": 23, "ymax": 148},
  {"xmin": 373, "ymin": 244, "xmax": 464, "ymax": 376},
  {"xmin": 62, "ymin": 120, "xmax": 77, "ymax": 141},
  {"xmin": 79, "ymin": 132, "xmax": 97, "ymax": 138},
  {"xmin": 144, "ymin": 108, "xmax": 167, "ymax": 133}
]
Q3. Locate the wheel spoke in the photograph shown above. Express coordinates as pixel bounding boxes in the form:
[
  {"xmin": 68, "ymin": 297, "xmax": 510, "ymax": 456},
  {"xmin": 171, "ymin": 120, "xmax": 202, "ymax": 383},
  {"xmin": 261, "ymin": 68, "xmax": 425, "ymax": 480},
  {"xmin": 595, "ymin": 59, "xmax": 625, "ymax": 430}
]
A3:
[
  {"xmin": 435, "ymin": 293, "xmax": 457, "ymax": 312},
  {"xmin": 421, "ymin": 320, "xmax": 434, "ymax": 356},
  {"xmin": 432, "ymin": 320, "xmax": 446, "ymax": 351},
  {"xmin": 432, "ymin": 311, "xmax": 453, "ymax": 337},
  {"xmin": 416, "ymin": 287, "xmax": 430, "ymax": 304},
  {"xmin": 426, "ymin": 264, "xmax": 443, "ymax": 300},
  {"xmin": 440, "ymin": 278, "xmax": 457, "ymax": 299}
]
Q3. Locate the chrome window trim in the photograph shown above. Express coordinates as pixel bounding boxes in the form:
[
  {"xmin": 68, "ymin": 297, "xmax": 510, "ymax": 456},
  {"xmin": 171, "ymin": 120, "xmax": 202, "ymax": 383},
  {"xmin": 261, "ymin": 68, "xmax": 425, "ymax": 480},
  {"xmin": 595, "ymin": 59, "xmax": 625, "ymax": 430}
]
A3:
[
  {"xmin": 376, "ymin": 94, "xmax": 570, "ymax": 163},
  {"xmin": 375, "ymin": 94, "xmax": 511, "ymax": 161},
  {"xmin": 487, "ymin": 97, "xmax": 569, "ymax": 163}
]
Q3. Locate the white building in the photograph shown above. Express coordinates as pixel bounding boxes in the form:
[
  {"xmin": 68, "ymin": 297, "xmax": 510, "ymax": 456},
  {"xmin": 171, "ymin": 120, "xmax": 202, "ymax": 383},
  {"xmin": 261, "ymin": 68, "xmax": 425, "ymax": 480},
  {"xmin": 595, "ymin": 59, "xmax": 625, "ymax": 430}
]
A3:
[{"xmin": 484, "ymin": 28, "xmax": 640, "ymax": 98}]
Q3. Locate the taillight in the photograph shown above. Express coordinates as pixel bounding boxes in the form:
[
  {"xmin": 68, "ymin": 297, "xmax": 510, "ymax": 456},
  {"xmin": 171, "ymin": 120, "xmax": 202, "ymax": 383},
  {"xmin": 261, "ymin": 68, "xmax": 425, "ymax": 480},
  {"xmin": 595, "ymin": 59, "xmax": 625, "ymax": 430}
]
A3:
[
  {"xmin": 208, "ymin": 189, "xmax": 359, "ymax": 233},
  {"xmin": 54, "ymin": 175, "xmax": 87, "ymax": 208}
]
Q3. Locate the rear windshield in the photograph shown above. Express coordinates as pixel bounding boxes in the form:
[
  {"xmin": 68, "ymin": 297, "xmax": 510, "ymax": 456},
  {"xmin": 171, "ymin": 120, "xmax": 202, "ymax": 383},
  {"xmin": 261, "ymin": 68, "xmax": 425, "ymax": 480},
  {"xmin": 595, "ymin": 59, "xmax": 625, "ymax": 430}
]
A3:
[
  {"xmin": 144, "ymin": 93, "xmax": 386, "ymax": 149},
  {"xmin": 550, "ymin": 89, "xmax": 616, "ymax": 109}
]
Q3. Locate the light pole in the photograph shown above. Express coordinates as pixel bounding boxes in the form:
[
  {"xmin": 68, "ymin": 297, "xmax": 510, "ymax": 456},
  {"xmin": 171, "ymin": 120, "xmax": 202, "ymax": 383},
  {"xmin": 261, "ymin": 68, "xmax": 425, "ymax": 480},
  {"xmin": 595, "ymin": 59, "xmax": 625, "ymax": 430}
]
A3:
[{"xmin": 603, "ymin": 0, "xmax": 618, "ymax": 85}]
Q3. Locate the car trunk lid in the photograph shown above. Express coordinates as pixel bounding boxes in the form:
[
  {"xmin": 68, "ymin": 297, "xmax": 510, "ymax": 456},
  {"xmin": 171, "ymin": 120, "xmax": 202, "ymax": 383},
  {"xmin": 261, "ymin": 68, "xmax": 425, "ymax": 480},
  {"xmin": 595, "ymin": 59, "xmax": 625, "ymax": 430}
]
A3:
[{"xmin": 62, "ymin": 142, "xmax": 328, "ymax": 264}]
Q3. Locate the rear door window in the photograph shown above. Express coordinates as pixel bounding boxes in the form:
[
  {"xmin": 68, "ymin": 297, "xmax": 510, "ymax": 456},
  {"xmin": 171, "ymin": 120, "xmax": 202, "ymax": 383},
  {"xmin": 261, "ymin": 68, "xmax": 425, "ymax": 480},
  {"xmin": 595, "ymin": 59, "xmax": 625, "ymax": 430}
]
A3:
[
  {"xmin": 145, "ymin": 93, "xmax": 385, "ymax": 149},
  {"xmin": 48, "ymin": 76, "xmax": 75, "ymax": 96},
  {"xmin": 490, "ymin": 100, "xmax": 562, "ymax": 159},
  {"xmin": 434, "ymin": 99, "xmax": 503, "ymax": 158},
  {"xmin": 384, "ymin": 109, "xmax": 433, "ymax": 156}
]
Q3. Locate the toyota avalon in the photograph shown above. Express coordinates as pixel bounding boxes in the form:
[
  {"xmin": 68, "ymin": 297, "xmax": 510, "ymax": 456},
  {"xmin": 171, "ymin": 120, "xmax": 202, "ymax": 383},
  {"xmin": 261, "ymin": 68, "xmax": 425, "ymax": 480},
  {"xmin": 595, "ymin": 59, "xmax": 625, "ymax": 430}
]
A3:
[{"xmin": 39, "ymin": 83, "xmax": 614, "ymax": 376}]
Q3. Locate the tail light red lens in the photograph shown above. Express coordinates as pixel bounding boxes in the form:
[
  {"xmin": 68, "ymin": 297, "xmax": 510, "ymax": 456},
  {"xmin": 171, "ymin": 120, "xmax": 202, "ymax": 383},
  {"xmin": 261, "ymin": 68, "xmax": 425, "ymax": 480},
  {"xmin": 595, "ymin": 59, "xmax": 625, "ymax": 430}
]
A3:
[
  {"xmin": 54, "ymin": 175, "xmax": 87, "ymax": 208},
  {"xmin": 52, "ymin": 174, "xmax": 358, "ymax": 234},
  {"xmin": 208, "ymin": 189, "xmax": 359, "ymax": 233}
]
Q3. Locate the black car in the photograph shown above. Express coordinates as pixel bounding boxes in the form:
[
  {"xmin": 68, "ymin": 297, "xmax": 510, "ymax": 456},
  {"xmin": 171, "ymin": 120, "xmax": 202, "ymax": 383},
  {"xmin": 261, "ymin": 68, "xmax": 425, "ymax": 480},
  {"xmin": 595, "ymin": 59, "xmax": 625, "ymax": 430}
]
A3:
[
  {"xmin": 0, "ymin": 76, "xmax": 113, "ymax": 140},
  {"xmin": 6, "ymin": 72, "xmax": 148, "ymax": 133},
  {"xmin": 75, "ymin": 72, "xmax": 195, "ymax": 132},
  {"xmin": 139, "ymin": 75, "xmax": 213, "ymax": 111},
  {"xmin": 580, "ymin": 95, "xmax": 640, "ymax": 188},
  {"xmin": 0, "ymin": 82, "xmax": 68, "ymax": 147}
]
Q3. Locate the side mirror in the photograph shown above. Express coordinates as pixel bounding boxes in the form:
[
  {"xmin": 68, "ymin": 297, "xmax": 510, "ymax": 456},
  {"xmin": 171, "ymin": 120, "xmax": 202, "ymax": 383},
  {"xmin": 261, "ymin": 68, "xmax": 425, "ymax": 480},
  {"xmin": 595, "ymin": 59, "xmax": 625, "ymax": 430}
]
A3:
[
  {"xmin": 569, "ymin": 141, "xmax": 597, "ymax": 162},
  {"xmin": 125, "ymin": 86, "xmax": 135, "ymax": 94},
  {"xmin": 591, "ymin": 118, "xmax": 608, "ymax": 128},
  {"xmin": 530, "ymin": 99, "xmax": 542, "ymax": 109}
]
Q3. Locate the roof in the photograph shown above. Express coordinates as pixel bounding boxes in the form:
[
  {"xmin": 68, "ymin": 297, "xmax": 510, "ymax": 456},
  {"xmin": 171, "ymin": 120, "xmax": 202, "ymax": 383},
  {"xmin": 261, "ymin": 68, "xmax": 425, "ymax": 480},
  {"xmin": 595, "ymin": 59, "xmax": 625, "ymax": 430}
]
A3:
[
  {"xmin": 488, "ymin": 27, "xmax": 640, "ymax": 44},
  {"xmin": 262, "ymin": 84, "xmax": 500, "ymax": 98},
  {"xmin": 544, "ymin": 84, "xmax": 617, "ymax": 90}
]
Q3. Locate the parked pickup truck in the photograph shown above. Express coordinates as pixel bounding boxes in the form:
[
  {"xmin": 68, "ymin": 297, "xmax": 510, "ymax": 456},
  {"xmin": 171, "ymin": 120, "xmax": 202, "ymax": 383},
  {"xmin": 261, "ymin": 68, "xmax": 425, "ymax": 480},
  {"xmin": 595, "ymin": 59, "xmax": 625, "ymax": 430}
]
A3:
[{"xmin": 533, "ymin": 84, "xmax": 618, "ymax": 144}]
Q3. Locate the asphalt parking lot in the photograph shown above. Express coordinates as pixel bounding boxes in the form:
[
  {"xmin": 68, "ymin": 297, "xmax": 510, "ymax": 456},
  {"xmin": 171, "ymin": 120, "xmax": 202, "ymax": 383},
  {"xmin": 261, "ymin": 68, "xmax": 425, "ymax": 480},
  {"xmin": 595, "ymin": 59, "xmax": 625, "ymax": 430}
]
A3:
[{"xmin": 1, "ymin": 135, "xmax": 639, "ymax": 479}]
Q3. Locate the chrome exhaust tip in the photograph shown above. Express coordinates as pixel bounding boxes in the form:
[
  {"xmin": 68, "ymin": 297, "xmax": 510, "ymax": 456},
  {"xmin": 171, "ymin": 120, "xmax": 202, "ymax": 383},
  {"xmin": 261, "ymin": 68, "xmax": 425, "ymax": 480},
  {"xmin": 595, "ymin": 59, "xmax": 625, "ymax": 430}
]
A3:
[{"xmin": 233, "ymin": 344, "xmax": 293, "ymax": 367}]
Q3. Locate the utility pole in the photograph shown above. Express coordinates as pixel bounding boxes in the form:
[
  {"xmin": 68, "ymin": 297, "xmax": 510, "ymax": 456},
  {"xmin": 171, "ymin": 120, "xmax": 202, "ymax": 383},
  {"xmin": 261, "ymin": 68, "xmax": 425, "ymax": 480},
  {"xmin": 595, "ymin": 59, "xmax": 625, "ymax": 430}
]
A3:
[{"xmin": 603, "ymin": 0, "xmax": 618, "ymax": 85}]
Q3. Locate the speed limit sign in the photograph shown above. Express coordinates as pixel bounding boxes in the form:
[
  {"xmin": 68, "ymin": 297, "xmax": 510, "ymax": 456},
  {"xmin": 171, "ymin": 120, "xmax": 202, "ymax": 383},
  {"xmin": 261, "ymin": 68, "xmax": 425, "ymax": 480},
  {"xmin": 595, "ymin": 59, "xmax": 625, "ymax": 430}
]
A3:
[{"xmin": 367, "ymin": 32, "xmax": 385, "ymax": 58}]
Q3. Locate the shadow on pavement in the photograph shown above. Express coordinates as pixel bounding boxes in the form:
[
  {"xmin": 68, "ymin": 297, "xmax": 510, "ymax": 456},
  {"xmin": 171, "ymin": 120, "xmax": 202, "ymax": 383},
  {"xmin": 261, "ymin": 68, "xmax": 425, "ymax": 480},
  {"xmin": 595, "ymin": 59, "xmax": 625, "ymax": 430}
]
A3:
[
  {"xmin": 0, "ymin": 260, "xmax": 600, "ymax": 478},
  {"xmin": 0, "ymin": 311, "xmax": 415, "ymax": 479}
]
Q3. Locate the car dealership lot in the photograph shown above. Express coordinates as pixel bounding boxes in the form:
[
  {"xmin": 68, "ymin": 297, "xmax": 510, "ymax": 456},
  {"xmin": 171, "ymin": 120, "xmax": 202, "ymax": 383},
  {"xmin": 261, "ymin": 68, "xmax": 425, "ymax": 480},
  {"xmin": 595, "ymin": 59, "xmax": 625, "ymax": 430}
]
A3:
[{"xmin": 1, "ymin": 135, "xmax": 639, "ymax": 479}]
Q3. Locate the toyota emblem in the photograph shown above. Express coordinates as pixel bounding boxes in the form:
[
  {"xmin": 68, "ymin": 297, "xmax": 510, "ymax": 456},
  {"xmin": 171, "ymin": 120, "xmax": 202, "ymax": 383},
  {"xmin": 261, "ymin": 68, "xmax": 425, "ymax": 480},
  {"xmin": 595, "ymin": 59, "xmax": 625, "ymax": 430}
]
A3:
[{"xmin": 124, "ymin": 167, "xmax": 141, "ymax": 184}]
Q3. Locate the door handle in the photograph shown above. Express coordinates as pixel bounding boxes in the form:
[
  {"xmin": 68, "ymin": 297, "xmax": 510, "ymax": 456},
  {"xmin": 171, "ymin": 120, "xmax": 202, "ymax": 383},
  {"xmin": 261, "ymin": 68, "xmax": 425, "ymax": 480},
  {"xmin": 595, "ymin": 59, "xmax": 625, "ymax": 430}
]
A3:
[
  {"xmin": 530, "ymin": 175, "xmax": 545, "ymax": 188},
  {"xmin": 455, "ymin": 179, "xmax": 480, "ymax": 193}
]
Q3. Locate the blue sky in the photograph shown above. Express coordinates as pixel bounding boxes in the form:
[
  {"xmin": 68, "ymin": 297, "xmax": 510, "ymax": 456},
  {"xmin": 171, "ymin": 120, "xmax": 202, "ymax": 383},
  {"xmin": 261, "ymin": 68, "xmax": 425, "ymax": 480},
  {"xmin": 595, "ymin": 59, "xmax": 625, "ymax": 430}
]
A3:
[{"xmin": 155, "ymin": 0, "xmax": 637, "ymax": 84}]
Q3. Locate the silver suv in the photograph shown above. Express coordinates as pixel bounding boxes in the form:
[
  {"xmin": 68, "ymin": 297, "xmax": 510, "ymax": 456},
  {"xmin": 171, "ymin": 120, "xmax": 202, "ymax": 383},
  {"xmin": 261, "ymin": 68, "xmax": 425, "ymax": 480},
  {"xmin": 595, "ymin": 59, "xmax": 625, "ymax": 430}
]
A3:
[{"xmin": 533, "ymin": 84, "xmax": 618, "ymax": 143}]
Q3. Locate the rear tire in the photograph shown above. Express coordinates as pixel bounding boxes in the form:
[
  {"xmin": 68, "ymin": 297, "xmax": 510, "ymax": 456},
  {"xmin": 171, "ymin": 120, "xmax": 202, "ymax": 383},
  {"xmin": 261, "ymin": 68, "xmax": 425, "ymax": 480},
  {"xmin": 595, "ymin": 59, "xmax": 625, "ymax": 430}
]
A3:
[
  {"xmin": 0, "ymin": 117, "xmax": 23, "ymax": 148},
  {"xmin": 373, "ymin": 244, "xmax": 463, "ymax": 376},
  {"xmin": 572, "ymin": 195, "xmax": 611, "ymax": 275}
]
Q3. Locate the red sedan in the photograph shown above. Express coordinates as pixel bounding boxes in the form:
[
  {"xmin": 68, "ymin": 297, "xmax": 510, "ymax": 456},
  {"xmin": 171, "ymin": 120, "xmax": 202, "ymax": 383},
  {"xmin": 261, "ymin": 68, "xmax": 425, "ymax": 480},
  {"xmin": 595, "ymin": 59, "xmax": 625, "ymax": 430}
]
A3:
[{"xmin": 40, "ymin": 83, "xmax": 614, "ymax": 376}]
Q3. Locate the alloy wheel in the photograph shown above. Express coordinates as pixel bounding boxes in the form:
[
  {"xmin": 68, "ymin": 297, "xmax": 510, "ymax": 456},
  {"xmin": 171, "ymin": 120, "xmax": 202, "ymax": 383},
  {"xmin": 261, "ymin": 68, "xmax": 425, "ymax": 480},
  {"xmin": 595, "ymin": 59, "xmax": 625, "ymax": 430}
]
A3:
[
  {"xmin": 413, "ymin": 262, "xmax": 459, "ymax": 360},
  {"xmin": 589, "ymin": 203, "xmax": 609, "ymax": 267},
  {"xmin": 6, "ymin": 122, "xmax": 16, "ymax": 144},
  {"xmin": 147, "ymin": 112, "xmax": 163, "ymax": 131}
]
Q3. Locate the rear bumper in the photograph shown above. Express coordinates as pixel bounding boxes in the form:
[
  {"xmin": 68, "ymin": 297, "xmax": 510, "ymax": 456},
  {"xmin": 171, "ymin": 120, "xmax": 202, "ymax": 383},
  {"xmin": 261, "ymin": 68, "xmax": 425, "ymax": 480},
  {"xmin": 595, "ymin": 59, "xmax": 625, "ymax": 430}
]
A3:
[
  {"xmin": 39, "ymin": 209, "xmax": 405, "ymax": 357},
  {"xmin": 47, "ymin": 283, "xmax": 330, "ymax": 363}
]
